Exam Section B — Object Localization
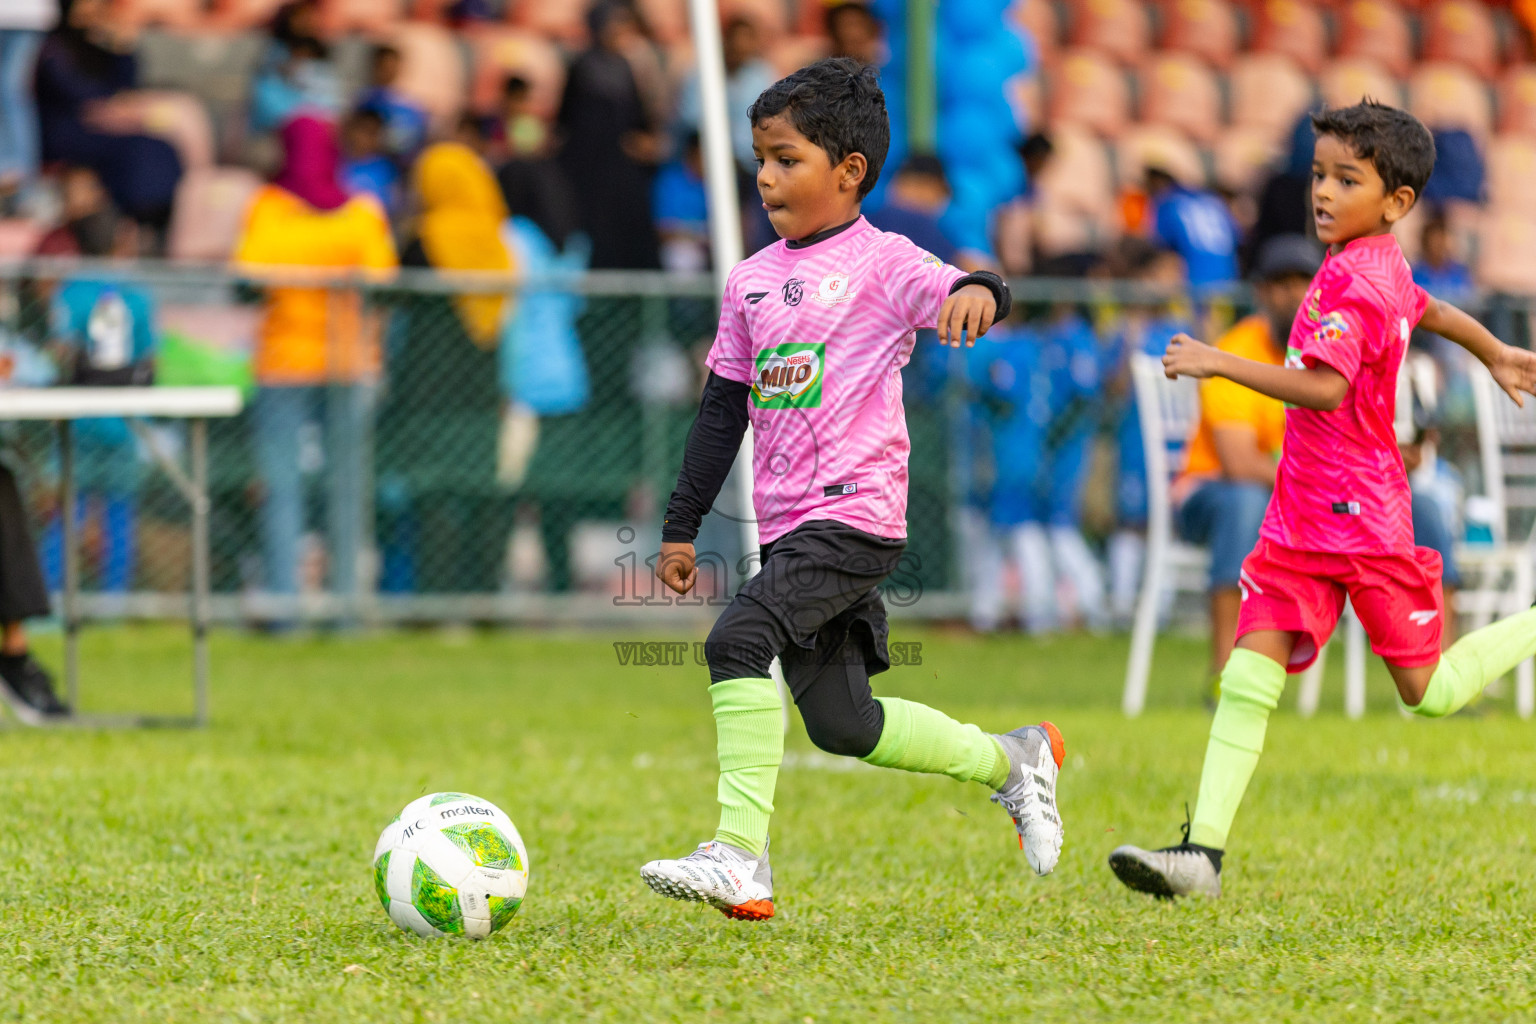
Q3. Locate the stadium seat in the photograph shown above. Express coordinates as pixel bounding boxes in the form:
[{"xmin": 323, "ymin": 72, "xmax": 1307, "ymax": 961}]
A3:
[
  {"xmin": 1159, "ymin": 0, "xmax": 1240, "ymax": 70},
  {"xmin": 768, "ymin": 35, "xmax": 830, "ymax": 76},
  {"xmin": 506, "ymin": 0, "xmax": 587, "ymax": 45},
  {"xmin": 208, "ymin": 0, "xmax": 289, "ymax": 32},
  {"xmin": 466, "ymin": 28, "xmax": 566, "ymax": 119},
  {"xmin": 1213, "ymin": 124, "xmax": 1282, "ymax": 191},
  {"xmin": 1335, "ymin": 0, "xmax": 1414, "ymax": 79},
  {"xmin": 1031, "ymin": 124, "xmax": 1120, "ymax": 255},
  {"xmin": 1410, "ymin": 61, "xmax": 1494, "ymax": 137},
  {"xmin": 1047, "ymin": 49, "xmax": 1132, "ymax": 137},
  {"xmin": 1485, "ymin": 133, "xmax": 1536, "ymax": 218},
  {"xmin": 1421, "ymin": 0, "xmax": 1500, "ymax": 80},
  {"xmin": 136, "ymin": 90, "xmax": 218, "ymax": 171},
  {"xmin": 1138, "ymin": 52, "xmax": 1223, "ymax": 144},
  {"xmin": 320, "ymin": 0, "xmax": 406, "ymax": 35},
  {"xmin": 0, "ymin": 219, "xmax": 44, "ymax": 259},
  {"xmin": 1477, "ymin": 211, "xmax": 1536, "ymax": 293},
  {"xmin": 136, "ymin": 29, "xmax": 266, "ymax": 166},
  {"xmin": 635, "ymin": 0, "xmax": 689, "ymax": 44},
  {"xmin": 166, "ymin": 165, "xmax": 264, "ymax": 262},
  {"xmin": 1229, "ymin": 53, "xmax": 1315, "ymax": 142},
  {"xmin": 1497, "ymin": 64, "xmax": 1536, "ymax": 137},
  {"xmin": 384, "ymin": 22, "xmax": 466, "ymax": 131},
  {"xmin": 1251, "ymin": 0, "xmax": 1329, "ymax": 74},
  {"xmin": 1013, "ymin": 0, "xmax": 1061, "ymax": 65},
  {"xmin": 1116, "ymin": 122, "xmax": 1207, "ymax": 189},
  {"xmin": 1321, "ymin": 56, "xmax": 1404, "ymax": 109},
  {"xmin": 1068, "ymin": 0, "xmax": 1152, "ymax": 66},
  {"xmin": 115, "ymin": 0, "xmax": 202, "ymax": 31},
  {"xmin": 721, "ymin": 0, "xmax": 791, "ymax": 40}
]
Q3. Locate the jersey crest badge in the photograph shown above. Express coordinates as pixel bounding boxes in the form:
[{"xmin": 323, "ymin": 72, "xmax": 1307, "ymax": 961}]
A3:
[{"xmin": 813, "ymin": 271, "xmax": 855, "ymax": 306}]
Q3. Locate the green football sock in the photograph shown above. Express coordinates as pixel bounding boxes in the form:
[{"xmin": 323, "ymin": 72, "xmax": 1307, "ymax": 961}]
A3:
[
  {"xmin": 861, "ymin": 697, "xmax": 1009, "ymax": 789},
  {"xmin": 1188, "ymin": 647, "xmax": 1288, "ymax": 850},
  {"xmin": 1404, "ymin": 607, "xmax": 1536, "ymax": 718},
  {"xmin": 711, "ymin": 677, "xmax": 784, "ymax": 857}
]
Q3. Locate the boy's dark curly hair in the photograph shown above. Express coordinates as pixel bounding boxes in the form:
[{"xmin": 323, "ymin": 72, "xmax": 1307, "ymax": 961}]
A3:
[
  {"xmin": 1310, "ymin": 100, "xmax": 1436, "ymax": 200},
  {"xmin": 747, "ymin": 57, "xmax": 889, "ymax": 200}
]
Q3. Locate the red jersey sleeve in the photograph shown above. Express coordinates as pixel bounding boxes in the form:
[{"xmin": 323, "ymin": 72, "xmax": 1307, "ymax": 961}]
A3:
[{"xmin": 704, "ymin": 266, "xmax": 755, "ymax": 385}]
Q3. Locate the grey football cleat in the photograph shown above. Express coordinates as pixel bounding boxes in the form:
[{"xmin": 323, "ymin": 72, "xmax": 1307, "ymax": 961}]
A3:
[
  {"xmin": 640, "ymin": 839, "xmax": 775, "ymax": 920},
  {"xmin": 989, "ymin": 722, "xmax": 1065, "ymax": 875},
  {"xmin": 1109, "ymin": 819, "xmax": 1223, "ymax": 899}
]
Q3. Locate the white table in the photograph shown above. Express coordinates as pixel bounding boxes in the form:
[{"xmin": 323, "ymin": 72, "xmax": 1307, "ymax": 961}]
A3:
[{"xmin": 0, "ymin": 387, "xmax": 244, "ymax": 728}]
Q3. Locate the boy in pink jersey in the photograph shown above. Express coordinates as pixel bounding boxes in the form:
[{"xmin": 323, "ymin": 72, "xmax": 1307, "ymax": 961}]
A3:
[
  {"xmin": 638, "ymin": 58, "xmax": 1066, "ymax": 921},
  {"xmin": 1110, "ymin": 101, "xmax": 1536, "ymax": 899}
]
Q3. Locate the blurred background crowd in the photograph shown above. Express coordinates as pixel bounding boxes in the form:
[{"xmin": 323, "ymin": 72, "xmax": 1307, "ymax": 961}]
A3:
[{"xmin": 0, "ymin": 0, "xmax": 1531, "ymax": 639}]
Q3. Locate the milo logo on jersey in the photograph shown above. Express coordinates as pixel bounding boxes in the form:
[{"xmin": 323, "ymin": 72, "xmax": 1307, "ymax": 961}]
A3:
[{"xmin": 752, "ymin": 342, "xmax": 823, "ymax": 408}]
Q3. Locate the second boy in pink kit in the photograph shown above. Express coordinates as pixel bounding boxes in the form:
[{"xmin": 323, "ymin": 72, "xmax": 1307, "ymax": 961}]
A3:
[{"xmin": 638, "ymin": 58, "xmax": 1066, "ymax": 921}]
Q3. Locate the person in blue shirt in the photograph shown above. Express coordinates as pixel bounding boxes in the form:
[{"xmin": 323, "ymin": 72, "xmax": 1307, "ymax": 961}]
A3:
[
  {"xmin": 248, "ymin": 4, "xmax": 342, "ymax": 135},
  {"xmin": 867, "ymin": 152, "xmax": 958, "ymax": 265},
  {"xmin": 356, "ymin": 44, "xmax": 428, "ymax": 162},
  {"xmin": 653, "ymin": 132, "xmax": 710, "ymax": 272},
  {"xmin": 339, "ymin": 109, "xmax": 400, "ymax": 217},
  {"xmin": 1412, "ymin": 212, "xmax": 1474, "ymax": 304},
  {"xmin": 971, "ymin": 307, "xmax": 1108, "ymax": 633},
  {"xmin": 42, "ymin": 212, "xmax": 154, "ymax": 594},
  {"xmin": 1147, "ymin": 166, "xmax": 1238, "ymax": 291}
]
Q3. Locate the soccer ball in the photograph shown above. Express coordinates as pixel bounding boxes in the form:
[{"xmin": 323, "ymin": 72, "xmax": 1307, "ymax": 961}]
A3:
[{"xmin": 372, "ymin": 792, "xmax": 530, "ymax": 938}]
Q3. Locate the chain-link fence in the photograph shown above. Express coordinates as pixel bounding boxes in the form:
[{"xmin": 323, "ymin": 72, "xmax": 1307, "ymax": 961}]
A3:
[{"xmin": 0, "ymin": 260, "xmax": 1528, "ymax": 626}]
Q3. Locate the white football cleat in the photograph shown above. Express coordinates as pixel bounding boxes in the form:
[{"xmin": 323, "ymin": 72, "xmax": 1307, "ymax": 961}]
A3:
[
  {"xmin": 990, "ymin": 722, "xmax": 1066, "ymax": 875},
  {"xmin": 640, "ymin": 839, "xmax": 775, "ymax": 921},
  {"xmin": 1109, "ymin": 824, "xmax": 1223, "ymax": 900}
]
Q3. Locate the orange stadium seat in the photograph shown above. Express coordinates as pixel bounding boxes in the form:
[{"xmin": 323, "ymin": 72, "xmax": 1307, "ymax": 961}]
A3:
[
  {"xmin": 1477, "ymin": 213, "xmax": 1536, "ymax": 293},
  {"xmin": 768, "ymin": 35, "xmax": 830, "ymax": 76},
  {"xmin": 1229, "ymin": 53, "xmax": 1315, "ymax": 141},
  {"xmin": 1116, "ymin": 123, "xmax": 1207, "ymax": 189},
  {"xmin": 113, "ymin": 0, "xmax": 201, "ymax": 31},
  {"xmin": 320, "ymin": 0, "xmax": 405, "ymax": 35},
  {"xmin": 1068, "ymin": 0, "xmax": 1152, "ymax": 66},
  {"xmin": 0, "ymin": 220, "xmax": 44, "ymax": 259},
  {"xmin": 1421, "ymin": 0, "xmax": 1500, "ymax": 80},
  {"xmin": 384, "ymin": 23, "xmax": 466, "ymax": 130},
  {"xmin": 635, "ymin": 0, "xmax": 688, "ymax": 44},
  {"xmin": 721, "ymin": 0, "xmax": 790, "ymax": 40},
  {"xmin": 466, "ymin": 27, "xmax": 565, "ymax": 119},
  {"xmin": 1497, "ymin": 64, "xmax": 1536, "ymax": 137},
  {"xmin": 1485, "ymin": 133, "xmax": 1536, "ymax": 218},
  {"xmin": 209, "ymin": 0, "xmax": 288, "ymax": 31},
  {"xmin": 1139, "ymin": 52, "xmax": 1223, "ymax": 144},
  {"xmin": 1335, "ymin": 0, "xmax": 1413, "ymax": 78},
  {"xmin": 506, "ymin": 0, "xmax": 587, "ymax": 46},
  {"xmin": 1159, "ymin": 0, "xmax": 1241, "ymax": 70},
  {"xmin": 167, "ymin": 166, "xmax": 264, "ymax": 262},
  {"xmin": 1013, "ymin": 0, "xmax": 1061, "ymax": 65},
  {"xmin": 1321, "ymin": 57, "xmax": 1403, "ymax": 109},
  {"xmin": 1410, "ymin": 61, "xmax": 1494, "ymax": 136},
  {"xmin": 1213, "ymin": 124, "xmax": 1283, "ymax": 191},
  {"xmin": 1032, "ymin": 125, "xmax": 1120, "ymax": 255},
  {"xmin": 1251, "ymin": 0, "xmax": 1329, "ymax": 74},
  {"xmin": 1048, "ymin": 49, "xmax": 1132, "ymax": 137}
]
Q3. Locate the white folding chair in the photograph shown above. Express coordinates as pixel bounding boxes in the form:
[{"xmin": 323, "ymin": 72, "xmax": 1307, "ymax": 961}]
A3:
[
  {"xmin": 1454, "ymin": 369, "xmax": 1536, "ymax": 718},
  {"xmin": 1123, "ymin": 354, "xmax": 1364, "ymax": 716}
]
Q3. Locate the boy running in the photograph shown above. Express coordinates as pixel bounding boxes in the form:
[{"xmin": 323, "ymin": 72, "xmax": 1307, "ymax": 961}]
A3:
[
  {"xmin": 639, "ymin": 58, "xmax": 1065, "ymax": 921},
  {"xmin": 1109, "ymin": 101, "xmax": 1536, "ymax": 899}
]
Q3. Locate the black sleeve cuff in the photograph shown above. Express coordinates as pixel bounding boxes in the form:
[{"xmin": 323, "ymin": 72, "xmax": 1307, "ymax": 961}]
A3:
[{"xmin": 949, "ymin": 270, "xmax": 1011, "ymax": 322}]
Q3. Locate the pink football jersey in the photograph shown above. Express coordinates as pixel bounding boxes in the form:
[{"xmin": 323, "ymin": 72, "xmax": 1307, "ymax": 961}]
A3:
[
  {"xmin": 706, "ymin": 217, "xmax": 966, "ymax": 544},
  {"xmin": 1263, "ymin": 232, "xmax": 1430, "ymax": 555}
]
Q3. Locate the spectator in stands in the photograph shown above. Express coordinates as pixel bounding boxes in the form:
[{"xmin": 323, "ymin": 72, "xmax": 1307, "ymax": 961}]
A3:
[
  {"xmin": 1145, "ymin": 164, "xmax": 1238, "ymax": 291},
  {"xmin": 249, "ymin": 1, "xmax": 341, "ymax": 135},
  {"xmin": 1173, "ymin": 234, "xmax": 1320, "ymax": 685},
  {"xmin": 674, "ymin": 16, "xmax": 775, "ymax": 174},
  {"xmin": 1402, "ymin": 420, "xmax": 1463, "ymax": 648},
  {"xmin": 827, "ymin": 2, "xmax": 883, "ymax": 65},
  {"xmin": 32, "ymin": 163, "xmax": 108, "ymax": 256},
  {"xmin": 867, "ymin": 153, "xmax": 957, "ymax": 264},
  {"xmin": 1242, "ymin": 114, "xmax": 1314, "ymax": 274},
  {"xmin": 33, "ymin": 0, "xmax": 181, "ymax": 241},
  {"xmin": 1413, "ymin": 212, "xmax": 1475, "ymax": 306},
  {"xmin": 654, "ymin": 132, "xmax": 710, "ymax": 273},
  {"xmin": 994, "ymin": 132, "xmax": 1054, "ymax": 277},
  {"xmin": 557, "ymin": 1, "xmax": 662, "ymax": 269},
  {"xmin": 1421, "ymin": 129, "xmax": 1484, "ymax": 208},
  {"xmin": 376, "ymin": 142, "xmax": 512, "ymax": 594},
  {"xmin": 0, "ymin": 0, "xmax": 57, "ymax": 216},
  {"xmin": 42, "ymin": 208, "xmax": 152, "ymax": 596},
  {"xmin": 453, "ymin": 112, "xmax": 492, "ymax": 158},
  {"xmin": 970, "ymin": 302, "xmax": 1108, "ymax": 634},
  {"xmin": 356, "ymin": 44, "xmax": 428, "ymax": 162},
  {"xmin": 0, "ymin": 461, "xmax": 68, "ymax": 718},
  {"xmin": 491, "ymin": 75, "xmax": 547, "ymax": 164},
  {"xmin": 496, "ymin": 78, "xmax": 581, "ymax": 263},
  {"xmin": 233, "ymin": 115, "xmax": 397, "ymax": 615},
  {"xmin": 340, "ymin": 109, "xmax": 400, "ymax": 218}
]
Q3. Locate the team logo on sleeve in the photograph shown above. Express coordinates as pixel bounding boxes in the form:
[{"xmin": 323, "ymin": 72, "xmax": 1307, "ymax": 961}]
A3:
[
  {"xmin": 813, "ymin": 271, "xmax": 855, "ymax": 306},
  {"xmin": 921, "ymin": 252, "xmax": 942, "ymax": 267},
  {"xmin": 752, "ymin": 342, "xmax": 824, "ymax": 408},
  {"xmin": 1313, "ymin": 311, "xmax": 1348, "ymax": 345}
]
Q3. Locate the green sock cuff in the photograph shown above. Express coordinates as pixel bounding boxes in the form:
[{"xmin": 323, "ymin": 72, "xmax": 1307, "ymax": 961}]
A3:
[
  {"xmin": 1222, "ymin": 648, "xmax": 1287, "ymax": 708},
  {"xmin": 863, "ymin": 697, "xmax": 999, "ymax": 786},
  {"xmin": 710, "ymin": 677, "xmax": 783, "ymax": 856},
  {"xmin": 1408, "ymin": 607, "xmax": 1536, "ymax": 718},
  {"xmin": 710, "ymin": 676, "xmax": 782, "ymax": 715},
  {"xmin": 983, "ymin": 737, "xmax": 1009, "ymax": 789}
]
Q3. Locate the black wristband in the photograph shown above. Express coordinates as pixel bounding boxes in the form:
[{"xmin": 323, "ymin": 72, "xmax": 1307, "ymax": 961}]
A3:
[{"xmin": 949, "ymin": 270, "xmax": 1012, "ymax": 322}]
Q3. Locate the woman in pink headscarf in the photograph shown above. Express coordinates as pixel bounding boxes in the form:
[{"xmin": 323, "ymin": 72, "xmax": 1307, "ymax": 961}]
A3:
[{"xmin": 233, "ymin": 114, "xmax": 397, "ymax": 613}]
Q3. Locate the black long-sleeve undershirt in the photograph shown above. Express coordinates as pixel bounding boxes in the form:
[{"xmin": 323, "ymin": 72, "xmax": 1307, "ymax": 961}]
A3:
[{"xmin": 661, "ymin": 371, "xmax": 752, "ymax": 543}]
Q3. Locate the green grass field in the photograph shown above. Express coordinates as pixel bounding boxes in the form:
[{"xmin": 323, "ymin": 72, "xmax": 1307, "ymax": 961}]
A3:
[{"xmin": 2, "ymin": 624, "xmax": 1534, "ymax": 1023}]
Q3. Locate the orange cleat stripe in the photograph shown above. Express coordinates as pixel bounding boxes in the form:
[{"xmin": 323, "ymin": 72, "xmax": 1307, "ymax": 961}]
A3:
[
  {"xmin": 1040, "ymin": 721, "xmax": 1066, "ymax": 769},
  {"xmin": 719, "ymin": 899, "xmax": 775, "ymax": 921}
]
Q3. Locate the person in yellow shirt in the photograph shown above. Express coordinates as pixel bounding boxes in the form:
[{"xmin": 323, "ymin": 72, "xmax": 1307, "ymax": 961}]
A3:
[
  {"xmin": 232, "ymin": 114, "xmax": 397, "ymax": 616},
  {"xmin": 1174, "ymin": 235, "xmax": 1320, "ymax": 684}
]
